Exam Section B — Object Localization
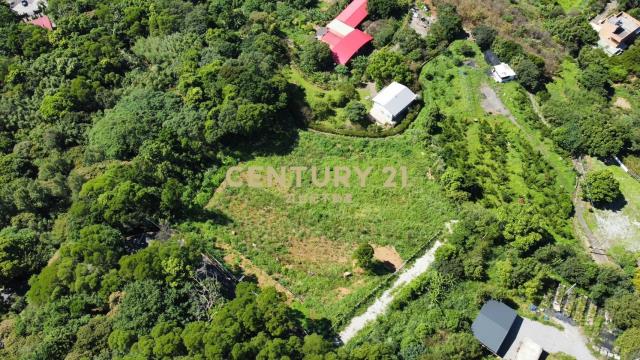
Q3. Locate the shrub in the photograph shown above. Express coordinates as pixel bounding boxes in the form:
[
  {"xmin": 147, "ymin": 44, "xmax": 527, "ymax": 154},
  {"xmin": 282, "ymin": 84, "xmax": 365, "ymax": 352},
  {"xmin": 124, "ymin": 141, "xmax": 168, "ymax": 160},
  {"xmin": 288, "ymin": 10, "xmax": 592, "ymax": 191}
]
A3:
[
  {"xmin": 582, "ymin": 169, "xmax": 622, "ymax": 206},
  {"xmin": 353, "ymin": 242, "xmax": 375, "ymax": 272}
]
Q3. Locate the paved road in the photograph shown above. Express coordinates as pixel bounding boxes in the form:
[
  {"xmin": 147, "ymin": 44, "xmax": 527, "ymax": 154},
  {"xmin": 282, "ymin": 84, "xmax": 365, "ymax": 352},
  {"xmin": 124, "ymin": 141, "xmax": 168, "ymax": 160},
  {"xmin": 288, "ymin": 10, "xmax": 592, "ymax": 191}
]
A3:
[
  {"xmin": 504, "ymin": 317, "xmax": 597, "ymax": 360},
  {"xmin": 339, "ymin": 241, "xmax": 443, "ymax": 343}
]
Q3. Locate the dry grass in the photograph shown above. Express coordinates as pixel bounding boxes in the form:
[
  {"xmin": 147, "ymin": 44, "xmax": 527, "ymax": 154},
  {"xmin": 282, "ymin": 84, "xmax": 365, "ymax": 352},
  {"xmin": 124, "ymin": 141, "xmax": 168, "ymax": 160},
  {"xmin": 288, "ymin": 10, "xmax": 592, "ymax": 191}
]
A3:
[
  {"xmin": 614, "ymin": 97, "xmax": 632, "ymax": 110},
  {"xmin": 442, "ymin": 0, "xmax": 564, "ymax": 72},
  {"xmin": 286, "ymin": 236, "xmax": 351, "ymax": 270}
]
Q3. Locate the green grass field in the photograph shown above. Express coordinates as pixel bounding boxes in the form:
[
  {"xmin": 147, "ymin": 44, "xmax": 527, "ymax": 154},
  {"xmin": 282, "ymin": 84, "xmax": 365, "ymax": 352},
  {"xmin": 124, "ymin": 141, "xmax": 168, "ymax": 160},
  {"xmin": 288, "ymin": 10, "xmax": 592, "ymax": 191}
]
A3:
[
  {"xmin": 556, "ymin": 0, "xmax": 590, "ymax": 12},
  {"xmin": 207, "ymin": 126, "xmax": 455, "ymax": 321},
  {"xmin": 498, "ymin": 82, "xmax": 576, "ymax": 193},
  {"xmin": 546, "ymin": 60, "xmax": 581, "ymax": 100},
  {"xmin": 286, "ymin": 67, "xmax": 374, "ymax": 132}
]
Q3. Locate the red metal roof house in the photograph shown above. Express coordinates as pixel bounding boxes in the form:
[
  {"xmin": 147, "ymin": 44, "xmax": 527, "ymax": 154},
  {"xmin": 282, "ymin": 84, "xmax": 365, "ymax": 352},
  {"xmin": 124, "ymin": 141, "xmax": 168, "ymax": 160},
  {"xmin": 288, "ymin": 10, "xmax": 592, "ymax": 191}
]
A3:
[
  {"xmin": 336, "ymin": 0, "xmax": 368, "ymax": 27},
  {"xmin": 27, "ymin": 16, "xmax": 54, "ymax": 31},
  {"xmin": 320, "ymin": 0, "xmax": 372, "ymax": 65}
]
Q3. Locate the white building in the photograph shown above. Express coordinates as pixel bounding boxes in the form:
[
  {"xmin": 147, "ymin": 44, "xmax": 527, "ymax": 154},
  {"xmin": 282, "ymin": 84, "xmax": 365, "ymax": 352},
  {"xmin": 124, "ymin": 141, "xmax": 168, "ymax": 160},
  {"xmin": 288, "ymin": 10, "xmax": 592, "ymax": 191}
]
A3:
[
  {"xmin": 369, "ymin": 82, "xmax": 418, "ymax": 126},
  {"xmin": 491, "ymin": 63, "xmax": 517, "ymax": 83}
]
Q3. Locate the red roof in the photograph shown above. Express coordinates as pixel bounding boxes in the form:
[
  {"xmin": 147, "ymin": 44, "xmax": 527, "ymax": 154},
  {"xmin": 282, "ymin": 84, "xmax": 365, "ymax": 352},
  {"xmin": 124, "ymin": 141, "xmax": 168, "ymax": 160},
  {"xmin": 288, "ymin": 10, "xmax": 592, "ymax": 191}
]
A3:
[
  {"xmin": 336, "ymin": 0, "xmax": 368, "ymax": 27},
  {"xmin": 330, "ymin": 29, "xmax": 372, "ymax": 65},
  {"xmin": 321, "ymin": 31, "xmax": 343, "ymax": 48},
  {"xmin": 28, "ymin": 16, "xmax": 54, "ymax": 31}
]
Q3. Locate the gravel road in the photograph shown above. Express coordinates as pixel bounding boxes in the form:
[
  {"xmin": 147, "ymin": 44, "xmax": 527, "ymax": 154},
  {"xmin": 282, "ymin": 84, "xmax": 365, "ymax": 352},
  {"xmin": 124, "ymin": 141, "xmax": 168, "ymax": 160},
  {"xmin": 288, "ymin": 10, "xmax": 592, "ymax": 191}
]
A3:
[{"xmin": 504, "ymin": 317, "xmax": 597, "ymax": 360}]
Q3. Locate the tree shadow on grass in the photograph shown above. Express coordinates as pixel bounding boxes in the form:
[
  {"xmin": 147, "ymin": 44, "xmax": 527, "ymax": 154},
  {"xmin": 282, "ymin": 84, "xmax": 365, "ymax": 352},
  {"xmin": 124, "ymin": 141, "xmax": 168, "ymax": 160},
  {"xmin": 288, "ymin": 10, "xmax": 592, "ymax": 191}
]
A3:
[
  {"xmin": 223, "ymin": 100, "xmax": 303, "ymax": 163},
  {"xmin": 371, "ymin": 260, "xmax": 396, "ymax": 276},
  {"xmin": 595, "ymin": 196, "xmax": 628, "ymax": 212}
]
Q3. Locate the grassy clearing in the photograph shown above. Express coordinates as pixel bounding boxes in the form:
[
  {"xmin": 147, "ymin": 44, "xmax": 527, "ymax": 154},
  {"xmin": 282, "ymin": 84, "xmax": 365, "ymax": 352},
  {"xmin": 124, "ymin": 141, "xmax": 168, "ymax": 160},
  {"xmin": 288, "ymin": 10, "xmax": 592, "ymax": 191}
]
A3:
[
  {"xmin": 208, "ymin": 127, "xmax": 454, "ymax": 320},
  {"xmin": 285, "ymin": 67, "xmax": 375, "ymax": 132},
  {"xmin": 582, "ymin": 157, "xmax": 640, "ymax": 252},
  {"xmin": 546, "ymin": 60, "xmax": 581, "ymax": 101},
  {"xmin": 556, "ymin": 0, "xmax": 590, "ymax": 12},
  {"xmin": 208, "ymin": 40, "xmax": 579, "ymax": 324}
]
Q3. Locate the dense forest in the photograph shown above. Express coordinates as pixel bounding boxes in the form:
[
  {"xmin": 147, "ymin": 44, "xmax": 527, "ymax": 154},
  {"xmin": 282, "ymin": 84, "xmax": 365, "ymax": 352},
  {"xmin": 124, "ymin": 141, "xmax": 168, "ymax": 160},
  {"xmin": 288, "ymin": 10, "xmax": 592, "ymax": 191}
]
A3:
[
  {"xmin": 1, "ymin": 0, "xmax": 640, "ymax": 359},
  {"xmin": 0, "ymin": 0, "xmax": 351, "ymax": 358}
]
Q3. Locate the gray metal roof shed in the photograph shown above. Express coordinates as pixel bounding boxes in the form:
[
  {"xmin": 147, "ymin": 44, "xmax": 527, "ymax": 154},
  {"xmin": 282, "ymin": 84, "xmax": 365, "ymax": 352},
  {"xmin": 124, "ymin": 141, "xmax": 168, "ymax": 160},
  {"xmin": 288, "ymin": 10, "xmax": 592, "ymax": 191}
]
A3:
[{"xmin": 472, "ymin": 300, "xmax": 520, "ymax": 355}]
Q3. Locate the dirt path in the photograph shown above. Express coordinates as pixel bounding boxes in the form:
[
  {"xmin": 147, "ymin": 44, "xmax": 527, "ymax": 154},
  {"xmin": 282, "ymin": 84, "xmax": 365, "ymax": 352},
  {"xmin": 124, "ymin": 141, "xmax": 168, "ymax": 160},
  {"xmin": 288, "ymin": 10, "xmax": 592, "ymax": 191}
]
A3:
[
  {"xmin": 480, "ymin": 84, "xmax": 552, "ymax": 160},
  {"xmin": 528, "ymin": 93, "xmax": 550, "ymax": 127},
  {"xmin": 339, "ymin": 240, "xmax": 443, "ymax": 343},
  {"xmin": 216, "ymin": 242, "xmax": 298, "ymax": 302},
  {"xmin": 572, "ymin": 158, "xmax": 610, "ymax": 264}
]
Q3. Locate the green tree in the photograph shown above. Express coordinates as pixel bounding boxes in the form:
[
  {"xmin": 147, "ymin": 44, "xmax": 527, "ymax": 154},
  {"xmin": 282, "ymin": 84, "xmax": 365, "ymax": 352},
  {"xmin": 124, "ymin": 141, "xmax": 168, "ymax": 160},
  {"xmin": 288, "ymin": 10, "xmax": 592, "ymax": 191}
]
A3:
[
  {"xmin": 491, "ymin": 38, "xmax": 524, "ymax": 63},
  {"xmin": 87, "ymin": 89, "xmax": 182, "ymax": 160},
  {"xmin": 430, "ymin": 4, "xmax": 463, "ymax": 43},
  {"xmin": 368, "ymin": 0, "xmax": 406, "ymax": 20},
  {"xmin": 547, "ymin": 15, "xmax": 598, "ymax": 55},
  {"xmin": 473, "ymin": 25, "xmax": 497, "ymax": 50},
  {"xmin": 67, "ymin": 316, "xmax": 112, "ymax": 359},
  {"xmin": 582, "ymin": 170, "xmax": 622, "ymax": 205},
  {"xmin": 343, "ymin": 100, "xmax": 369, "ymax": 127},
  {"xmin": 616, "ymin": 327, "xmax": 640, "ymax": 360},
  {"xmin": 428, "ymin": 332, "xmax": 483, "ymax": 359},
  {"xmin": 605, "ymin": 293, "xmax": 640, "ymax": 330},
  {"xmin": 353, "ymin": 242, "xmax": 375, "ymax": 272},
  {"xmin": 579, "ymin": 63, "xmax": 610, "ymax": 96},
  {"xmin": 512, "ymin": 56, "xmax": 544, "ymax": 92},
  {"xmin": 0, "ymin": 227, "xmax": 46, "ymax": 284},
  {"xmin": 299, "ymin": 39, "xmax": 333, "ymax": 73},
  {"xmin": 366, "ymin": 50, "xmax": 412, "ymax": 88}
]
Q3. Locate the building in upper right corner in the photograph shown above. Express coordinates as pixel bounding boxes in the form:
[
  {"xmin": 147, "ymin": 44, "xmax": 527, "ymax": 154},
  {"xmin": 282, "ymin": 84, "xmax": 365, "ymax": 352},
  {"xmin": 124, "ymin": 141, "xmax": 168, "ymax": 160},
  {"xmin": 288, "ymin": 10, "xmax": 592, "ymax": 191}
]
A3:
[{"xmin": 593, "ymin": 12, "xmax": 640, "ymax": 56}]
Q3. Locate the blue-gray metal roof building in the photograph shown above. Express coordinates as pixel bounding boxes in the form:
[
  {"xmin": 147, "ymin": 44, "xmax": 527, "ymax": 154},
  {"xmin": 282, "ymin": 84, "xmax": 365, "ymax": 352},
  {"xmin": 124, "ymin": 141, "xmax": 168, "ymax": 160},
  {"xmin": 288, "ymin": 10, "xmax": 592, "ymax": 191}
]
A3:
[{"xmin": 472, "ymin": 300, "xmax": 520, "ymax": 356}]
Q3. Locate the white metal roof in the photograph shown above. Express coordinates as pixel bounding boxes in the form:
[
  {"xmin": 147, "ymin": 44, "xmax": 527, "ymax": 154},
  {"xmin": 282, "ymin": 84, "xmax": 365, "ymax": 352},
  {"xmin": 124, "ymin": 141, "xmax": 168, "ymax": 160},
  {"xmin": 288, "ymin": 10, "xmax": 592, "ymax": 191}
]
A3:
[
  {"xmin": 372, "ymin": 82, "xmax": 417, "ymax": 117},
  {"xmin": 493, "ymin": 63, "xmax": 516, "ymax": 78},
  {"xmin": 327, "ymin": 19, "xmax": 355, "ymax": 37}
]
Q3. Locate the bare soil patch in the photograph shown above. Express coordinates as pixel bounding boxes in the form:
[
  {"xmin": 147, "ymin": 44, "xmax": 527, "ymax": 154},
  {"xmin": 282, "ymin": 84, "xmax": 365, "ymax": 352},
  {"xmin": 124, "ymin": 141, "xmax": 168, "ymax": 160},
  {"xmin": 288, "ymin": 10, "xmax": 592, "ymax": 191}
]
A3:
[
  {"xmin": 219, "ymin": 242, "xmax": 296, "ymax": 302},
  {"xmin": 335, "ymin": 287, "xmax": 352, "ymax": 299},
  {"xmin": 373, "ymin": 245, "xmax": 403, "ymax": 270},
  {"xmin": 614, "ymin": 97, "xmax": 631, "ymax": 110},
  {"xmin": 594, "ymin": 211, "xmax": 640, "ymax": 251},
  {"xmin": 480, "ymin": 83, "xmax": 512, "ymax": 117}
]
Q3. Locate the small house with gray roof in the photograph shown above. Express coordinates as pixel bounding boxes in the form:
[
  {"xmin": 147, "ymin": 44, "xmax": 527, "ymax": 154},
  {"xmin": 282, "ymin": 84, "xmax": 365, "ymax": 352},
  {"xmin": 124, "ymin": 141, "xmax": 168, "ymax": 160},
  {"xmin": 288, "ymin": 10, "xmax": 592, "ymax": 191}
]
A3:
[{"xmin": 472, "ymin": 300, "xmax": 523, "ymax": 357}]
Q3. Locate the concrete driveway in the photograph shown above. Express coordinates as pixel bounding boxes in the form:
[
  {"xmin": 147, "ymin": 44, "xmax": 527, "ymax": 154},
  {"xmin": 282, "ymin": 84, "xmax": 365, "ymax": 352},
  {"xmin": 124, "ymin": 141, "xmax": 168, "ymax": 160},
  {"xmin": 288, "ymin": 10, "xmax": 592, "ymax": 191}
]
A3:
[{"xmin": 503, "ymin": 317, "xmax": 597, "ymax": 360}]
